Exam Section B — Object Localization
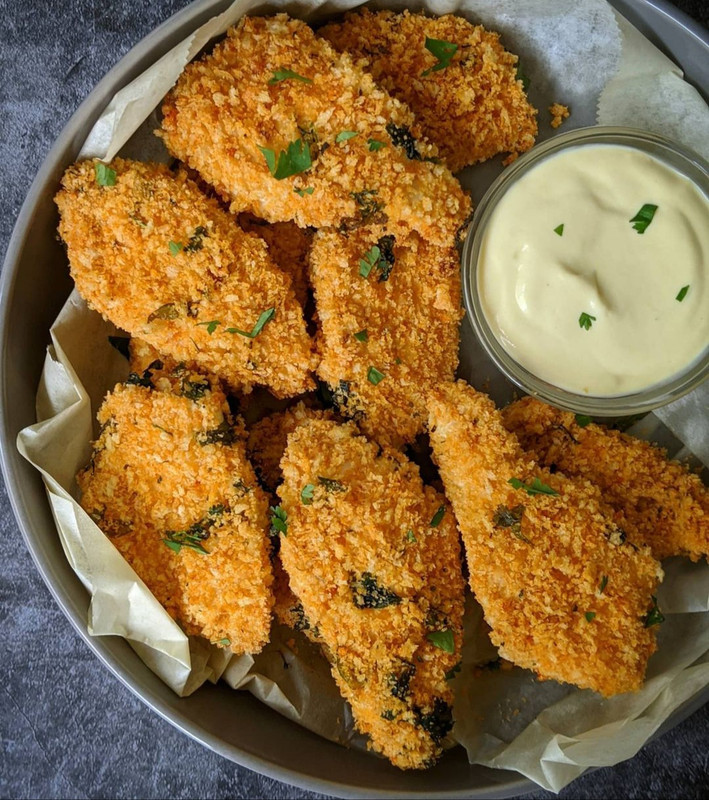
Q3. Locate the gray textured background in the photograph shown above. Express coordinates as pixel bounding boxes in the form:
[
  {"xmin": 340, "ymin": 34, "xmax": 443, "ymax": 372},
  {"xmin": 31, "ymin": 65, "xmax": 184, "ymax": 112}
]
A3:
[{"xmin": 1, "ymin": 1, "xmax": 708, "ymax": 798}]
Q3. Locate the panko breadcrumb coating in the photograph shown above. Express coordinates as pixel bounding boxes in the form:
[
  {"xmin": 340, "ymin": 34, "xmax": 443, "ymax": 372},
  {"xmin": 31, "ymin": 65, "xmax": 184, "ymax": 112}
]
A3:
[
  {"xmin": 278, "ymin": 418, "xmax": 465, "ymax": 769},
  {"xmin": 77, "ymin": 367, "xmax": 274, "ymax": 654},
  {"xmin": 55, "ymin": 158, "xmax": 316, "ymax": 398},
  {"xmin": 503, "ymin": 397, "xmax": 709, "ymax": 562},
  {"xmin": 549, "ymin": 102, "xmax": 570, "ymax": 128},
  {"xmin": 160, "ymin": 14, "xmax": 471, "ymax": 247},
  {"xmin": 238, "ymin": 214, "xmax": 313, "ymax": 309},
  {"xmin": 428, "ymin": 382, "xmax": 663, "ymax": 697},
  {"xmin": 309, "ymin": 225, "xmax": 462, "ymax": 447},
  {"xmin": 320, "ymin": 8, "xmax": 538, "ymax": 172}
]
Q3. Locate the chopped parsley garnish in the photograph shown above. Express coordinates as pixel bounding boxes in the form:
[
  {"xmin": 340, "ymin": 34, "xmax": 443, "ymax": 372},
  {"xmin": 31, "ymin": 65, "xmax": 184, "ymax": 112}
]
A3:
[
  {"xmin": 367, "ymin": 366, "xmax": 386, "ymax": 385},
  {"xmin": 368, "ymin": 139, "xmax": 387, "ymax": 151},
  {"xmin": 598, "ymin": 575, "xmax": 608, "ymax": 594},
  {"xmin": 318, "ymin": 476, "xmax": 346, "ymax": 492},
  {"xmin": 125, "ymin": 359, "xmax": 162, "ymax": 389},
  {"xmin": 270, "ymin": 505, "xmax": 288, "ymax": 536},
  {"xmin": 350, "ymin": 572, "xmax": 401, "ymax": 609},
  {"xmin": 336, "ymin": 130, "xmax": 358, "ymax": 143},
  {"xmin": 629, "ymin": 204, "xmax": 658, "ymax": 234},
  {"xmin": 515, "ymin": 63, "xmax": 530, "ymax": 92},
  {"xmin": 405, "ymin": 529, "xmax": 417, "ymax": 543},
  {"xmin": 427, "ymin": 629, "xmax": 455, "ymax": 654},
  {"xmin": 578, "ymin": 312, "xmax": 596, "ymax": 331},
  {"xmin": 585, "ymin": 611, "xmax": 596, "ymax": 622},
  {"xmin": 353, "ymin": 329, "xmax": 368, "ymax": 342},
  {"xmin": 184, "ymin": 225, "xmax": 208, "ymax": 253},
  {"xmin": 386, "ymin": 122, "xmax": 422, "ymax": 160},
  {"xmin": 643, "ymin": 595, "xmax": 665, "ymax": 627},
  {"xmin": 182, "ymin": 379, "xmax": 210, "ymax": 401},
  {"xmin": 163, "ymin": 525, "xmax": 210, "ymax": 555},
  {"xmin": 493, "ymin": 504, "xmax": 529, "ymax": 542},
  {"xmin": 94, "ymin": 162, "xmax": 117, "ymax": 186},
  {"xmin": 414, "ymin": 698, "xmax": 453, "ymax": 744},
  {"xmin": 508, "ymin": 477, "xmax": 559, "ymax": 496},
  {"xmin": 359, "ymin": 245, "xmax": 381, "ymax": 278},
  {"xmin": 430, "ymin": 505, "xmax": 446, "ymax": 527},
  {"xmin": 348, "ymin": 188, "xmax": 385, "ymax": 225},
  {"xmin": 152, "ymin": 424, "xmax": 172, "ymax": 436},
  {"xmin": 676, "ymin": 285, "xmax": 690, "ymax": 302},
  {"xmin": 381, "ymin": 709, "xmax": 396, "ymax": 721},
  {"xmin": 268, "ymin": 68, "xmax": 313, "ymax": 85},
  {"xmin": 168, "ymin": 240, "xmax": 184, "ymax": 256},
  {"xmin": 147, "ymin": 303, "xmax": 179, "ymax": 322},
  {"xmin": 208, "ymin": 504, "xmax": 225, "ymax": 517},
  {"xmin": 358, "ymin": 236, "xmax": 395, "ymax": 281},
  {"xmin": 196, "ymin": 421, "xmax": 237, "ymax": 446},
  {"xmin": 300, "ymin": 484, "xmax": 315, "ymax": 505},
  {"xmin": 422, "ymin": 37, "xmax": 458, "ymax": 76},
  {"xmin": 108, "ymin": 335, "xmax": 130, "ymax": 360},
  {"xmin": 554, "ymin": 224, "xmax": 564, "ymax": 236},
  {"xmin": 259, "ymin": 138, "xmax": 312, "ymax": 180},
  {"xmin": 198, "ymin": 320, "xmax": 220, "ymax": 335},
  {"xmin": 575, "ymin": 414, "xmax": 592, "ymax": 427},
  {"xmin": 294, "ymin": 187, "xmax": 314, "ymax": 197},
  {"xmin": 218, "ymin": 638, "xmax": 231, "ymax": 646},
  {"xmin": 388, "ymin": 662, "xmax": 415, "ymax": 699},
  {"xmin": 226, "ymin": 307, "xmax": 275, "ymax": 338}
]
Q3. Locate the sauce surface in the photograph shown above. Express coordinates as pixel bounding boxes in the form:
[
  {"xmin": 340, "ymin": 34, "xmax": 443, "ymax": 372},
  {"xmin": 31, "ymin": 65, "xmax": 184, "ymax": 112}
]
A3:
[{"xmin": 478, "ymin": 144, "xmax": 709, "ymax": 396}]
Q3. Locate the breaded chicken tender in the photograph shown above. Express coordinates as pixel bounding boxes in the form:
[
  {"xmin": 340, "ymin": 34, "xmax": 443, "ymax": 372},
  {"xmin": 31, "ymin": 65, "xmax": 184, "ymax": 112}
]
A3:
[
  {"xmin": 278, "ymin": 418, "xmax": 465, "ymax": 769},
  {"xmin": 77, "ymin": 366, "xmax": 274, "ymax": 653},
  {"xmin": 55, "ymin": 158, "xmax": 316, "ymax": 398},
  {"xmin": 238, "ymin": 214, "xmax": 313, "ymax": 309},
  {"xmin": 320, "ymin": 8, "xmax": 538, "ymax": 172},
  {"xmin": 503, "ymin": 397, "xmax": 709, "ymax": 562},
  {"xmin": 428, "ymin": 382, "xmax": 663, "ymax": 697},
  {"xmin": 309, "ymin": 226, "xmax": 462, "ymax": 447},
  {"xmin": 160, "ymin": 14, "xmax": 471, "ymax": 247}
]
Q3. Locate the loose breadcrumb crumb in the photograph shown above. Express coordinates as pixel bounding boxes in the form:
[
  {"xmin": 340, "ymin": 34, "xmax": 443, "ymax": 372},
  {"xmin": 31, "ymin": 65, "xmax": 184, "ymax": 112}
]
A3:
[
  {"xmin": 549, "ymin": 102, "xmax": 570, "ymax": 128},
  {"xmin": 55, "ymin": 158, "xmax": 316, "ymax": 398},
  {"xmin": 278, "ymin": 418, "xmax": 465, "ymax": 768},
  {"xmin": 428, "ymin": 381, "xmax": 663, "ymax": 697},
  {"xmin": 503, "ymin": 397, "xmax": 709, "ymax": 562},
  {"xmin": 320, "ymin": 8, "xmax": 538, "ymax": 172},
  {"xmin": 160, "ymin": 14, "xmax": 471, "ymax": 248}
]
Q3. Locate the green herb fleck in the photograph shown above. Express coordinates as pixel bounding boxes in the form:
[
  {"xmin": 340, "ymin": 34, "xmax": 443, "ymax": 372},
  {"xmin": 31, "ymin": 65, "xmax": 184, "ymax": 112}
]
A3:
[
  {"xmin": 198, "ymin": 320, "xmax": 220, "ymax": 335},
  {"xmin": 575, "ymin": 414, "xmax": 592, "ymax": 427},
  {"xmin": 169, "ymin": 240, "xmax": 183, "ymax": 256},
  {"xmin": 427, "ymin": 629, "xmax": 455, "ymax": 654},
  {"xmin": 368, "ymin": 139, "xmax": 387, "ymax": 151},
  {"xmin": 493, "ymin": 504, "xmax": 530, "ymax": 542},
  {"xmin": 385, "ymin": 122, "xmax": 422, "ymax": 160},
  {"xmin": 148, "ymin": 303, "xmax": 179, "ymax": 323},
  {"xmin": 629, "ymin": 204, "xmax": 658, "ymax": 234},
  {"xmin": 422, "ymin": 37, "xmax": 458, "ymax": 76},
  {"xmin": 259, "ymin": 138, "xmax": 312, "ymax": 180},
  {"xmin": 414, "ymin": 698, "xmax": 453, "ymax": 744},
  {"xmin": 598, "ymin": 575, "xmax": 608, "ymax": 594},
  {"xmin": 430, "ymin": 505, "xmax": 445, "ymax": 527},
  {"xmin": 294, "ymin": 187, "xmax": 314, "ymax": 197},
  {"xmin": 643, "ymin": 595, "xmax": 665, "ymax": 627},
  {"xmin": 515, "ymin": 63, "xmax": 530, "ymax": 92},
  {"xmin": 218, "ymin": 638, "xmax": 231, "ymax": 646},
  {"xmin": 196, "ymin": 420, "xmax": 237, "ymax": 446},
  {"xmin": 94, "ymin": 162, "xmax": 117, "ymax": 186},
  {"xmin": 585, "ymin": 611, "xmax": 596, "ymax": 622},
  {"xmin": 579, "ymin": 312, "xmax": 596, "ymax": 331},
  {"xmin": 367, "ymin": 366, "xmax": 386, "ymax": 385},
  {"xmin": 163, "ymin": 525, "xmax": 210, "ymax": 555},
  {"xmin": 508, "ymin": 477, "xmax": 559, "ymax": 496},
  {"xmin": 554, "ymin": 224, "xmax": 564, "ymax": 236},
  {"xmin": 208, "ymin": 504, "xmax": 225, "ymax": 517},
  {"xmin": 152, "ymin": 424, "xmax": 172, "ymax": 436},
  {"xmin": 359, "ymin": 245, "xmax": 381, "ymax": 278},
  {"xmin": 300, "ymin": 484, "xmax": 315, "ymax": 505},
  {"xmin": 226, "ymin": 307, "xmax": 275, "ymax": 338},
  {"xmin": 358, "ymin": 237, "xmax": 395, "ymax": 281},
  {"xmin": 317, "ymin": 476, "xmax": 346, "ymax": 493},
  {"xmin": 406, "ymin": 529, "xmax": 417, "ymax": 543},
  {"xmin": 353, "ymin": 329, "xmax": 368, "ymax": 342},
  {"xmin": 350, "ymin": 572, "xmax": 401, "ymax": 609},
  {"xmin": 270, "ymin": 505, "xmax": 288, "ymax": 537},
  {"xmin": 381, "ymin": 709, "xmax": 396, "ymax": 721},
  {"xmin": 676, "ymin": 285, "xmax": 690, "ymax": 302},
  {"xmin": 184, "ymin": 225, "xmax": 208, "ymax": 253},
  {"xmin": 336, "ymin": 130, "xmax": 358, "ymax": 143},
  {"xmin": 268, "ymin": 68, "xmax": 313, "ymax": 85}
]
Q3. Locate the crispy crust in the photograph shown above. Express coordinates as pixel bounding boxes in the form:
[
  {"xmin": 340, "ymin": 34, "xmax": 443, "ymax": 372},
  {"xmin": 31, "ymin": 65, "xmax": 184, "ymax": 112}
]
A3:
[
  {"xmin": 503, "ymin": 397, "xmax": 709, "ymax": 562},
  {"xmin": 55, "ymin": 158, "xmax": 316, "ymax": 398},
  {"xmin": 309, "ymin": 225, "xmax": 462, "ymax": 447},
  {"xmin": 77, "ymin": 371, "xmax": 274, "ymax": 654},
  {"xmin": 160, "ymin": 14, "xmax": 471, "ymax": 247},
  {"xmin": 549, "ymin": 102, "xmax": 570, "ymax": 129},
  {"xmin": 320, "ymin": 8, "xmax": 537, "ymax": 172},
  {"xmin": 428, "ymin": 381, "xmax": 663, "ymax": 697},
  {"xmin": 278, "ymin": 418, "xmax": 465, "ymax": 769}
]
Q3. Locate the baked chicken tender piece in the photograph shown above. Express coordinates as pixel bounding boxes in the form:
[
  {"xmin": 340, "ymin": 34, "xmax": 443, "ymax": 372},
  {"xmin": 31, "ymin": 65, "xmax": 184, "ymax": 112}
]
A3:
[
  {"xmin": 278, "ymin": 418, "xmax": 465, "ymax": 769},
  {"xmin": 159, "ymin": 14, "xmax": 471, "ymax": 248},
  {"xmin": 503, "ymin": 397, "xmax": 709, "ymax": 562},
  {"xmin": 238, "ymin": 214, "xmax": 313, "ymax": 309},
  {"xmin": 77, "ymin": 370, "xmax": 274, "ymax": 654},
  {"xmin": 427, "ymin": 381, "xmax": 663, "ymax": 697},
  {"xmin": 309, "ymin": 226, "xmax": 462, "ymax": 447},
  {"xmin": 55, "ymin": 158, "xmax": 316, "ymax": 398},
  {"xmin": 320, "ymin": 8, "xmax": 538, "ymax": 173}
]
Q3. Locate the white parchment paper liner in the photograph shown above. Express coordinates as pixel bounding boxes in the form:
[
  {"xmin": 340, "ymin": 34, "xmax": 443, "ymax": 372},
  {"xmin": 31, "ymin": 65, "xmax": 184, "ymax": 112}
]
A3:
[{"xmin": 17, "ymin": 0, "xmax": 709, "ymax": 792}]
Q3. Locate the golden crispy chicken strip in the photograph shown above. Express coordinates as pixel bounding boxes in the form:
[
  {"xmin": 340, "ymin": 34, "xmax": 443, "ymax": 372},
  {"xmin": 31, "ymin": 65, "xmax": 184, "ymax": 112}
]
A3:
[
  {"xmin": 56, "ymin": 158, "xmax": 316, "ymax": 398},
  {"xmin": 320, "ymin": 8, "xmax": 537, "ymax": 172},
  {"xmin": 78, "ymin": 367, "xmax": 273, "ymax": 654},
  {"xmin": 309, "ymin": 225, "xmax": 462, "ymax": 447},
  {"xmin": 278, "ymin": 418, "xmax": 465, "ymax": 769},
  {"xmin": 428, "ymin": 381, "xmax": 663, "ymax": 697},
  {"xmin": 160, "ymin": 14, "xmax": 471, "ymax": 247},
  {"xmin": 503, "ymin": 397, "xmax": 709, "ymax": 562}
]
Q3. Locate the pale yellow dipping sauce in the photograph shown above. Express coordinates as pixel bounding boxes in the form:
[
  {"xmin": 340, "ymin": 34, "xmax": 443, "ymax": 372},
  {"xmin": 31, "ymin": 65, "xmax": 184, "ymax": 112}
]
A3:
[{"xmin": 478, "ymin": 144, "xmax": 709, "ymax": 396}]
